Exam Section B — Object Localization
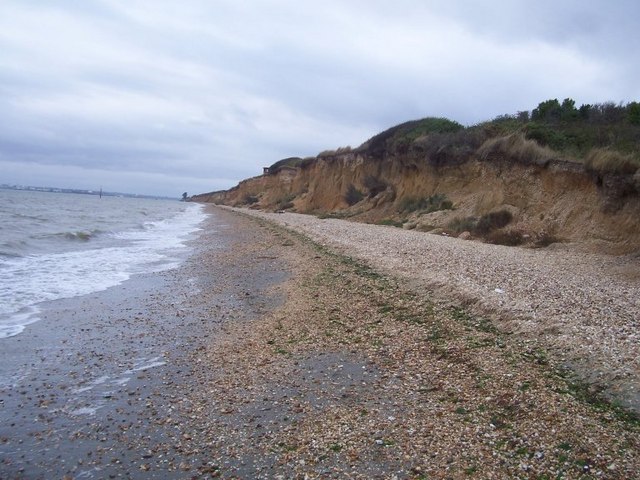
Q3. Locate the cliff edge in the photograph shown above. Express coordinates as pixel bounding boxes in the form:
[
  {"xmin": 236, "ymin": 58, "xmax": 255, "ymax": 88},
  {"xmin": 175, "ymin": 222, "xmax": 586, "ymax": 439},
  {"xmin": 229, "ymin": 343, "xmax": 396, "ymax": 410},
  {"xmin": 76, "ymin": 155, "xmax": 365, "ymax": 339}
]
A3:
[{"xmin": 193, "ymin": 101, "xmax": 640, "ymax": 254}]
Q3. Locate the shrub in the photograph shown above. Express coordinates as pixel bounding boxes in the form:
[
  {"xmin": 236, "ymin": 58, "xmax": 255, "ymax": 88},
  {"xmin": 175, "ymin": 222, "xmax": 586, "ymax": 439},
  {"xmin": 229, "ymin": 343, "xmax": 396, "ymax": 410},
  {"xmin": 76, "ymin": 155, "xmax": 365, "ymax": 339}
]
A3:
[
  {"xmin": 474, "ymin": 210, "xmax": 513, "ymax": 235},
  {"xmin": 628, "ymin": 101, "xmax": 640, "ymax": 125},
  {"xmin": 377, "ymin": 219, "xmax": 404, "ymax": 228},
  {"xmin": 479, "ymin": 133, "xmax": 557, "ymax": 165},
  {"xmin": 242, "ymin": 194, "xmax": 259, "ymax": 205},
  {"xmin": 486, "ymin": 229, "xmax": 524, "ymax": 246},
  {"xmin": 344, "ymin": 184, "xmax": 364, "ymax": 206},
  {"xmin": 318, "ymin": 146, "xmax": 352, "ymax": 158},
  {"xmin": 447, "ymin": 216, "xmax": 477, "ymax": 234},
  {"xmin": 363, "ymin": 175, "xmax": 388, "ymax": 197},
  {"xmin": 268, "ymin": 157, "xmax": 303, "ymax": 173},
  {"xmin": 317, "ymin": 149, "xmax": 337, "ymax": 158},
  {"xmin": 357, "ymin": 117, "xmax": 464, "ymax": 158},
  {"xmin": 413, "ymin": 129, "xmax": 488, "ymax": 166},
  {"xmin": 317, "ymin": 212, "xmax": 348, "ymax": 219},
  {"xmin": 447, "ymin": 211, "xmax": 516, "ymax": 242},
  {"xmin": 531, "ymin": 99, "xmax": 562, "ymax": 122},
  {"xmin": 336, "ymin": 146, "xmax": 353, "ymax": 154},
  {"xmin": 584, "ymin": 148, "xmax": 640, "ymax": 174},
  {"xmin": 399, "ymin": 193, "xmax": 453, "ymax": 213},
  {"xmin": 524, "ymin": 124, "xmax": 569, "ymax": 150},
  {"xmin": 347, "ymin": 97, "xmax": 639, "ymax": 168},
  {"xmin": 533, "ymin": 230, "xmax": 562, "ymax": 247},
  {"xmin": 272, "ymin": 193, "xmax": 296, "ymax": 210},
  {"xmin": 534, "ymin": 231, "xmax": 561, "ymax": 247},
  {"xmin": 298, "ymin": 157, "xmax": 317, "ymax": 169},
  {"xmin": 590, "ymin": 102, "xmax": 627, "ymax": 124}
]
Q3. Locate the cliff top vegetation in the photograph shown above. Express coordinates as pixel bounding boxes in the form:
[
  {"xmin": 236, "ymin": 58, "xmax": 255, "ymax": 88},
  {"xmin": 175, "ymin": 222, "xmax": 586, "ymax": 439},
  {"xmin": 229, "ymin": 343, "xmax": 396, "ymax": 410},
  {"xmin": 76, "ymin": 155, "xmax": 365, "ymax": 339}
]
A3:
[
  {"xmin": 269, "ymin": 98, "xmax": 640, "ymax": 175},
  {"xmin": 366, "ymin": 99, "xmax": 640, "ymax": 172}
]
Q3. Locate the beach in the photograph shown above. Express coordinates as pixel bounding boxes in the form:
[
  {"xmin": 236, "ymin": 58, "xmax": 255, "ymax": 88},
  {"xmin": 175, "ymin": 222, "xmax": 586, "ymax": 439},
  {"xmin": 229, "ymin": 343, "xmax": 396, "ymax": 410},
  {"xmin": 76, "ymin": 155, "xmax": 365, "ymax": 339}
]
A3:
[
  {"xmin": 1, "ymin": 205, "xmax": 638, "ymax": 479},
  {"xmin": 240, "ymin": 208, "xmax": 640, "ymax": 413},
  {"xmin": 0, "ymin": 207, "xmax": 288, "ymax": 478}
]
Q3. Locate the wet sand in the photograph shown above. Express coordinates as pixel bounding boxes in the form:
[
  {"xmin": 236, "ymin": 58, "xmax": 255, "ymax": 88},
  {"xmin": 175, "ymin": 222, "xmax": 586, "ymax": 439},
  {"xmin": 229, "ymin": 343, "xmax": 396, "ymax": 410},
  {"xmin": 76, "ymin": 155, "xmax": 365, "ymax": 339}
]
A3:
[{"xmin": 0, "ymin": 207, "xmax": 289, "ymax": 479}]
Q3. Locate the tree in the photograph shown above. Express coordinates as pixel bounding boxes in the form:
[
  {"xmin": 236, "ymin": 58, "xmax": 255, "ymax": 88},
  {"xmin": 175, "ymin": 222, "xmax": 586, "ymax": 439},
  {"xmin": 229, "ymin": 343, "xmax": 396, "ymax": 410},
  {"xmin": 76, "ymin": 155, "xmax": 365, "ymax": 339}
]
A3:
[
  {"xmin": 182, "ymin": 192, "xmax": 188, "ymax": 201},
  {"xmin": 627, "ymin": 101, "xmax": 640, "ymax": 125},
  {"xmin": 578, "ymin": 103, "xmax": 591, "ymax": 120},
  {"xmin": 560, "ymin": 98, "xmax": 578, "ymax": 120},
  {"xmin": 531, "ymin": 99, "xmax": 562, "ymax": 122}
]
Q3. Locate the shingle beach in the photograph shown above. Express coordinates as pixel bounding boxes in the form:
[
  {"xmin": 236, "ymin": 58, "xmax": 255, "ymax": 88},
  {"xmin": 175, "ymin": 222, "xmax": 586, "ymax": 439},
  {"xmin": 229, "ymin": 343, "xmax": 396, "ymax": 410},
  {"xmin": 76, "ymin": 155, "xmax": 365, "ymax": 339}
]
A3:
[{"xmin": 1, "ymin": 205, "xmax": 638, "ymax": 479}]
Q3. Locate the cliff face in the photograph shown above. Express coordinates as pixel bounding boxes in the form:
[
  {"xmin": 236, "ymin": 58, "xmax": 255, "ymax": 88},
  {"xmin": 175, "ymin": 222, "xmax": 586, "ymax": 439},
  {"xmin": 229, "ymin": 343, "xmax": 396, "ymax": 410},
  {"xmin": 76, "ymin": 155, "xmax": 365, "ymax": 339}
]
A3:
[{"xmin": 192, "ymin": 151, "xmax": 640, "ymax": 254}]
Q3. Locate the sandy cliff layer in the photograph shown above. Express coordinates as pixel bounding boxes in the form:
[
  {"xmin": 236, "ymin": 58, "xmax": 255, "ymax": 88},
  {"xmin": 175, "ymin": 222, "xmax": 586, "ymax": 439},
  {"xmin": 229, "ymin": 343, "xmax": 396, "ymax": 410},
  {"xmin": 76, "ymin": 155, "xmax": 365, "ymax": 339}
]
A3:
[{"xmin": 192, "ymin": 152, "xmax": 640, "ymax": 254}]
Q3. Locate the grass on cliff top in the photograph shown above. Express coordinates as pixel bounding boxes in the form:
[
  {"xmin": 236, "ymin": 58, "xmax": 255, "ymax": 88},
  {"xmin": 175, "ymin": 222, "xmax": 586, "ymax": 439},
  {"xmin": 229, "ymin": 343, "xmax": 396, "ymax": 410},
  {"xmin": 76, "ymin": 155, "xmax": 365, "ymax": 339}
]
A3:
[
  {"xmin": 476, "ymin": 100, "xmax": 640, "ymax": 172},
  {"xmin": 268, "ymin": 157, "xmax": 301, "ymax": 173},
  {"xmin": 477, "ymin": 133, "xmax": 558, "ymax": 166},
  {"xmin": 350, "ymin": 99, "xmax": 640, "ymax": 173},
  {"xmin": 584, "ymin": 148, "xmax": 640, "ymax": 174},
  {"xmin": 265, "ymin": 99, "xmax": 639, "ymax": 177},
  {"xmin": 357, "ymin": 117, "xmax": 464, "ymax": 158}
]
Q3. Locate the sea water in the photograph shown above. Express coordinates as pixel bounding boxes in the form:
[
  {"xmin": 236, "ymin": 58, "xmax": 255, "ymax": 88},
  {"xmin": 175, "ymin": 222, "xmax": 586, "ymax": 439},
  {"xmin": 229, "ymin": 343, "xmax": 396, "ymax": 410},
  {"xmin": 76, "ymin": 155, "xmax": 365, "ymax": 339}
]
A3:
[{"xmin": 0, "ymin": 189, "xmax": 207, "ymax": 338}]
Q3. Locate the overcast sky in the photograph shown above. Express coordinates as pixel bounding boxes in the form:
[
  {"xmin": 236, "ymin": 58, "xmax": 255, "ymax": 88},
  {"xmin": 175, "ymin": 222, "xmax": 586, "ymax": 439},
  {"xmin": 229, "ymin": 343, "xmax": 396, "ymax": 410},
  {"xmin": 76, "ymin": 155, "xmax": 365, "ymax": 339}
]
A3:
[{"xmin": 1, "ymin": 1, "xmax": 638, "ymax": 197}]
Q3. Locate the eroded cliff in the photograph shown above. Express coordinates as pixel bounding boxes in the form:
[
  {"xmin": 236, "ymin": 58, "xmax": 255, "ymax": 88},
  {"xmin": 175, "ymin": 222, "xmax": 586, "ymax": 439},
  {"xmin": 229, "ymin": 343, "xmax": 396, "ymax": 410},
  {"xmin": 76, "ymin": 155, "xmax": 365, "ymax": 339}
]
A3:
[{"xmin": 193, "ymin": 115, "xmax": 640, "ymax": 254}]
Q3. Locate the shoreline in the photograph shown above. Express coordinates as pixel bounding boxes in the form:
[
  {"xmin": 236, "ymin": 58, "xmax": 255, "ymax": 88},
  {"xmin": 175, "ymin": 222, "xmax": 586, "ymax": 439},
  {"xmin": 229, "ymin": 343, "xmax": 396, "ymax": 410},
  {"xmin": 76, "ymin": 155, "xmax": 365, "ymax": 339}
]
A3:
[
  {"xmin": 0, "ymin": 207, "xmax": 290, "ymax": 479},
  {"xmin": 1, "ymin": 205, "xmax": 638, "ymax": 478}
]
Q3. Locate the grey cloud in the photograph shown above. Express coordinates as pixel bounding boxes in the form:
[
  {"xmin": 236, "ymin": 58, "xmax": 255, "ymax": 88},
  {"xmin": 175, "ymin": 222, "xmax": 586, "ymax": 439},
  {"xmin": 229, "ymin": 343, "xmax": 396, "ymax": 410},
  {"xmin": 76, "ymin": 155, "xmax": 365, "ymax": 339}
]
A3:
[{"xmin": 0, "ymin": 0, "xmax": 638, "ymax": 196}]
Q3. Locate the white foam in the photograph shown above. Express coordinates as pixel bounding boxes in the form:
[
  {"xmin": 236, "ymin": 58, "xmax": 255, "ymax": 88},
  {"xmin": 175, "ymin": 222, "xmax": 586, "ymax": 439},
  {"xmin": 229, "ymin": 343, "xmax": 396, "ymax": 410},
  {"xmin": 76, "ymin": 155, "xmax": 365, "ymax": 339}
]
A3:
[
  {"xmin": 72, "ymin": 375, "xmax": 111, "ymax": 394},
  {"xmin": 92, "ymin": 375, "xmax": 110, "ymax": 385},
  {"xmin": 72, "ymin": 386, "xmax": 94, "ymax": 394},
  {"xmin": 124, "ymin": 356, "xmax": 167, "ymax": 373},
  {"xmin": 0, "ymin": 368, "xmax": 30, "ymax": 388},
  {"xmin": 70, "ymin": 406, "xmax": 101, "ymax": 416},
  {"xmin": 111, "ymin": 376, "xmax": 130, "ymax": 386},
  {"xmin": 75, "ymin": 467, "xmax": 104, "ymax": 479},
  {"xmin": 0, "ymin": 306, "xmax": 40, "ymax": 339},
  {"xmin": 0, "ymin": 203, "xmax": 206, "ymax": 338}
]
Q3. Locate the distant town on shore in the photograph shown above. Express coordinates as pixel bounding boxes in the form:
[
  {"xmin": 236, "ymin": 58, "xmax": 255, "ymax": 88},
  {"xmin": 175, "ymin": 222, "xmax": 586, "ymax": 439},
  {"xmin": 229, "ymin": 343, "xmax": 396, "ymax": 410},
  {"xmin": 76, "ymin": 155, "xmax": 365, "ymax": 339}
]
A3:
[{"xmin": 1, "ymin": 184, "xmax": 178, "ymax": 200}]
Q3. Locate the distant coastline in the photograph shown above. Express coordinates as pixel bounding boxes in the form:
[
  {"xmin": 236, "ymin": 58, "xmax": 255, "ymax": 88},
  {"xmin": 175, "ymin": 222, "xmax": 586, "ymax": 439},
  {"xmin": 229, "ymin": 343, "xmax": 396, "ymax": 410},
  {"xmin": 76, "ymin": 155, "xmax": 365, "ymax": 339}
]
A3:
[{"xmin": 0, "ymin": 184, "xmax": 177, "ymax": 201}]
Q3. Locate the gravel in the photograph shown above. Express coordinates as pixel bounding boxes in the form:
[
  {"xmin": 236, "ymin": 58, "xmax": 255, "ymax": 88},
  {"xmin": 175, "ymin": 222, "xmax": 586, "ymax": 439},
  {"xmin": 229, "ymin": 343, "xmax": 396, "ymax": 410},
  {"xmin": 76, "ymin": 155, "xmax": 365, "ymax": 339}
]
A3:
[
  {"xmin": 4, "ymin": 204, "xmax": 637, "ymax": 479},
  {"xmin": 181, "ymin": 206, "xmax": 639, "ymax": 479},
  {"xmin": 232, "ymin": 208, "xmax": 640, "ymax": 412}
]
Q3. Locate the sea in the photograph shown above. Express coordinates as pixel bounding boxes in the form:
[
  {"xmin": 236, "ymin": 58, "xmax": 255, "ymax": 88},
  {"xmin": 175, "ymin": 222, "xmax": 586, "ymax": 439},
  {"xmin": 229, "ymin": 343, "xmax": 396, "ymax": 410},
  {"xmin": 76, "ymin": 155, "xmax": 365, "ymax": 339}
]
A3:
[{"xmin": 0, "ymin": 189, "xmax": 207, "ymax": 339}]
